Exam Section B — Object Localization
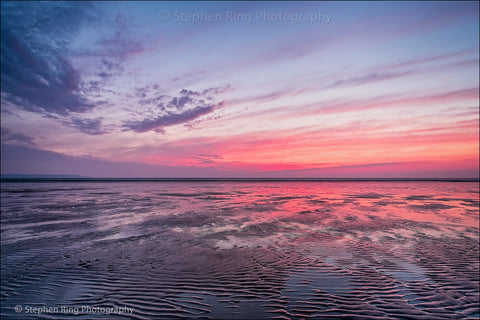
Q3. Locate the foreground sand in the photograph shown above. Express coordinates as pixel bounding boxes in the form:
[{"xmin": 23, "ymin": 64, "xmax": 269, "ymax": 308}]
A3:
[{"xmin": 1, "ymin": 181, "xmax": 479, "ymax": 319}]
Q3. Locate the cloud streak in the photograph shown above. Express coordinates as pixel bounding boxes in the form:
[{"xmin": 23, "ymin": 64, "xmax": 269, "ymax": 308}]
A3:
[
  {"xmin": 125, "ymin": 104, "xmax": 220, "ymax": 133},
  {"xmin": 193, "ymin": 153, "xmax": 224, "ymax": 164},
  {"xmin": 1, "ymin": 127, "xmax": 35, "ymax": 146},
  {"xmin": 63, "ymin": 117, "xmax": 105, "ymax": 135},
  {"xmin": 124, "ymin": 88, "xmax": 225, "ymax": 133},
  {"xmin": 329, "ymin": 71, "xmax": 412, "ymax": 88}
]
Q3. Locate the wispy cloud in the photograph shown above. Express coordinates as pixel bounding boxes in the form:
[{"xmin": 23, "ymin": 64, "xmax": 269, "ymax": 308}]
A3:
[
  {"xmin": 193, "ymin": 153, "xmax": 224, "ymax": 164},
  {"xmin": 327, "ymin": 49, "xmax": 477, "ymax": 89},
  {"xmin": 329, "ymin": 71, "xmax": 411, "ymax": 88},
  {"xmin": 63, "ymin": 117, "xmax": 106, "ymax": 135},
  {"xmin": 246, "ymin": 87, "xmax": 479, "ymax": 120}
]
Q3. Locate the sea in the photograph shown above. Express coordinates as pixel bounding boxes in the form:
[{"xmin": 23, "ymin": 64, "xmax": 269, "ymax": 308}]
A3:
[{"xmin": 1, "ymin": 179, "xmax": 479, "ymax": 319}]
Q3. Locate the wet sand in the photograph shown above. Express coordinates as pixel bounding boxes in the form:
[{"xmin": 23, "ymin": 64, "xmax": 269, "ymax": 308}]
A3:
[{"xmin": 1, "ymin": 181, "xmax": 479, "ymax": 319}]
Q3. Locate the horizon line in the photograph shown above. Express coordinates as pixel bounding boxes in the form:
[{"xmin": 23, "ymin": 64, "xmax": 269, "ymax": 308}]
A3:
[{"xmin": 1, "ymin": 175, "xmax": 478, "ymax": 183}]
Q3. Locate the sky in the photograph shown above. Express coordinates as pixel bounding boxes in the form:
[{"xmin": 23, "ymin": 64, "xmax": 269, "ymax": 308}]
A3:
[{"xmin": 1, "ymin": 1, "xmax": 479, "ymax": 178}]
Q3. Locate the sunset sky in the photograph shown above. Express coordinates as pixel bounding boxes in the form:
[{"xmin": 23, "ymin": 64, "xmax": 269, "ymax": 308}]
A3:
[{"xmin": 1, "ymin": 1, "xmax": 479, "ymax": 178}]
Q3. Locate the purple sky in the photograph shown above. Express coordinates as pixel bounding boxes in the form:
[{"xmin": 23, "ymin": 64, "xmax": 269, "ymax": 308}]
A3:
[{"xmin": 1, "ymin": 1, "xmax": 479, "ymax": 178}]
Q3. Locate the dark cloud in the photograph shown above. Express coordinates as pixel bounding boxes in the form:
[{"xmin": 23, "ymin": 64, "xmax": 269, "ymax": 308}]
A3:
[
  {"xmin": 167, "ymin": 95, "xmax": 193, "ymax": 110},
  {"xmin": 124, "ymin": 103, "xmax": 220, "ymax": 133},
  {"xmin": 179, "ymin": 89, "xmax": 200, "ymax": 96},
  {"xmin": 96, "ymin": 59, "xmax": 124, "ymax": 79},
  {"xmin": 131, "ymin": 84, "xmax": 169, "ymax": 108},
  {"xmin": 63, "ymin": 117, "xmax": 105, "ymax": 135},
  {"xmin": 124, "ymin": 87, "xmax": 226, "ymax": 133},
  {"xmin": 0, "ymin": 2, "xmax": 96, "ymax": 115},
  {"xmin": 1, "ymin": 127, "xmax": 36, "ymax": 146},
  {"xmin": 179, "ymin": 85, "xmax": 232, "ymax": 97},
  {"xmin": 134, "ymin": 86, "xmax": 150, "ymax": 99},
  {"xmin": 0, "ymin": 2, "xmax": 143, "ymax": 118}
]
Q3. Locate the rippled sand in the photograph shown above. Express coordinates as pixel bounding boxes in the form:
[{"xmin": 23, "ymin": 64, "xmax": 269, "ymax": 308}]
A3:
[{"xmin": 1, "ymin": 181, "xmax": 479, "ymax": 319}]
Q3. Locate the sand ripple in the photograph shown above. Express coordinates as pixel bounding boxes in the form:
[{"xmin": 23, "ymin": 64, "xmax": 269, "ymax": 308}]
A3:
[{"xmin": 1, "ymin": 181, "xmax": 479, "ymax": 319}]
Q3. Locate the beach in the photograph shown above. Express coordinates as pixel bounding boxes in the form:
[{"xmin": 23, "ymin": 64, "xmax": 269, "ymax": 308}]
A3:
[{"xmin": 1, "ymin": 180, "xmax": 479, "ymax": 319}]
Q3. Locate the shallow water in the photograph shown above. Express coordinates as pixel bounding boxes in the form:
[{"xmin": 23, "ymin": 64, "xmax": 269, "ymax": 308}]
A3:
[{"xmin": 1, "ymin": 181, "xmax": 479, "ymax": 319}]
